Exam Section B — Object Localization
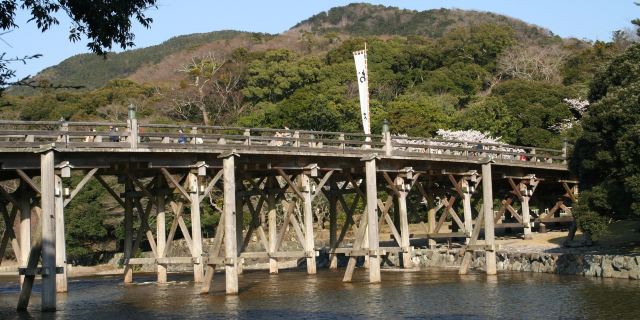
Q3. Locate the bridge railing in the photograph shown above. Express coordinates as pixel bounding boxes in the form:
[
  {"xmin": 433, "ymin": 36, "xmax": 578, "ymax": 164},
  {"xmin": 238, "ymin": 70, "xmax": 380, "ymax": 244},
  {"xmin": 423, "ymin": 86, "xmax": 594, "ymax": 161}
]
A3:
[
  {"xmin": 389, "ymin": 134, "xmax": 567, "ymax": 165},
  {"xmin": 0, "ymin": 120, "xmax": 567, "ymax": 166}
]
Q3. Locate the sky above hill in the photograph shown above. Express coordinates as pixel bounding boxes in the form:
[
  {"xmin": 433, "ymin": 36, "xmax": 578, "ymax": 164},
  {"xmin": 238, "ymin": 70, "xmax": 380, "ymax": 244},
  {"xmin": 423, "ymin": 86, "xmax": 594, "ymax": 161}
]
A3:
[{"xmin": 2, "ymin": 0, "xmax": 638, "ymax": 81}]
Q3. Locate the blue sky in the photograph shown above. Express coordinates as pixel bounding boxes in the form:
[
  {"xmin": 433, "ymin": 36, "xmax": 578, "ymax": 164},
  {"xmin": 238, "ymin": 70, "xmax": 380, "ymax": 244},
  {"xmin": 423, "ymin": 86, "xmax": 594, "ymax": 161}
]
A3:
[{"xmin": 2, "ymin": 1, "xmax": 638, "ymax": 80}]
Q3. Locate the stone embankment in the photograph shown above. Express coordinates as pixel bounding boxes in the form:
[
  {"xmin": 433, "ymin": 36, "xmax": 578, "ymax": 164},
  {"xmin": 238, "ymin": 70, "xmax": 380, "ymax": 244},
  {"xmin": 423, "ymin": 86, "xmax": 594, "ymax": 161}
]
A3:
[{"xmin": 407, "ymin": 248, "xmax": 640, "ymax": 280}]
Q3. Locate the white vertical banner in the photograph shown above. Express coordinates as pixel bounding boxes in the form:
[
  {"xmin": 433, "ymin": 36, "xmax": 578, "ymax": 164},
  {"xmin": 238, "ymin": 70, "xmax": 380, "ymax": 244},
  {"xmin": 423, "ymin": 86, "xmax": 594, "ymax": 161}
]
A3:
[{"xmin": 353, "ymin": 48, "xmax": 371, "ymax": 135}]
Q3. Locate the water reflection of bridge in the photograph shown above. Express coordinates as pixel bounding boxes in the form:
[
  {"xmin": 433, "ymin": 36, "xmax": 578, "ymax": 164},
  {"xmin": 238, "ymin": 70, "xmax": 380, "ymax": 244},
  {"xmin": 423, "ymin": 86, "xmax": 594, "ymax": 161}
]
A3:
[{"xmin": 0, "ymin": 118, "xmax": 575, "ymax": 312}]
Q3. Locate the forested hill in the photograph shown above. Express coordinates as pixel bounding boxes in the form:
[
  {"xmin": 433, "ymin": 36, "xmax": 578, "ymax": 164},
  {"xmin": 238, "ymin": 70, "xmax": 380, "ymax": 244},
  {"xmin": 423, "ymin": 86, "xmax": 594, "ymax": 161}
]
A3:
[
  {"xmin": 292, "ymin": 3, "xmax": 555, "ymax": 42},
  {"xmin": 11, "ymin": 30, "xmax": 253, "ymax": 93},
  {"xmin": 12, "ymin": 3, "xmax": 560, "ymax": 92}
]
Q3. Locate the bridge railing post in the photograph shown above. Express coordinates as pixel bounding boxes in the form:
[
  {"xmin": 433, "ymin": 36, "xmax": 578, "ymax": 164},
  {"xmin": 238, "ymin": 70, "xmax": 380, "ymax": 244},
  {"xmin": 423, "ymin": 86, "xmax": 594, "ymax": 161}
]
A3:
[
  {"xmin": 562, "ymin": 140, "xmax": 568, "ymax": 164},
  {"xmin": 382, "ymin": 119, "xmax": 391, "ymax": 156},
  {"xmin": 127, "ymin": 105, "xmax": 138, "ymax": 149},
  {"xmin": 531, "ymin": 148, "xmax": 537, "ymax": 162},
  {"xmin": 57, "ymin": 118, "xmax": 68, "ymax": 144},
  {"xmin": 243, "ymin": 129, "xmax": 251, "ymax": 146},
  {"xmin": 293, "ymin": 131, "xmax": 300, "ymax": 148}
]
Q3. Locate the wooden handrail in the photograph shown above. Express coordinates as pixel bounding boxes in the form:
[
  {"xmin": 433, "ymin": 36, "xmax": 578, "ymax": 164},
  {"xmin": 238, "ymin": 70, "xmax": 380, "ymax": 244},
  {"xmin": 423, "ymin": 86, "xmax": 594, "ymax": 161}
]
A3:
[{"xmin": 0, "ymin": 120, "xmax": 568, "ymax": 166}]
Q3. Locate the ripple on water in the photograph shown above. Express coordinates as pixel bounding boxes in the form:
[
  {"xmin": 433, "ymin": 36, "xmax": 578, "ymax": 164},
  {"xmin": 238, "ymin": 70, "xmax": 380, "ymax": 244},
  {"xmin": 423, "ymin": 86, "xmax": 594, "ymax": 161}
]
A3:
[{"xmin": 1, "ymin": 269, "xmax": 639, "ymax": 319}]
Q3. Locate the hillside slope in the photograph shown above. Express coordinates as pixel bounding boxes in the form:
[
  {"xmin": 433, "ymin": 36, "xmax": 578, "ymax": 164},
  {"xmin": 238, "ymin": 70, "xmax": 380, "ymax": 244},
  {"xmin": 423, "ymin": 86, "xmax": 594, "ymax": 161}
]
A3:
[{"xmin": 9, "ymin": 3, "xmax": 561, "ymax": 93}]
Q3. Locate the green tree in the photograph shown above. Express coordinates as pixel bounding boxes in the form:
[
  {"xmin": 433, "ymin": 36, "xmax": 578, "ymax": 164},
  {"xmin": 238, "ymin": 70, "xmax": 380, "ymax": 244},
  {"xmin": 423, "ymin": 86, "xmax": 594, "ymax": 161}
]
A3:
[
  {"xmin": 65, "ymin": 179, "xmax": 111, "ymax": 264},
  {"xmin": 491, "ymin": 80, "xmax": 573, "ymax": 147},
  {"xmin": 386, "ymin": 93, "xmax": 454, "ymax": 136},
  {"xmin": 454, "ymin": 97, "xmax": 519, "ymax": 143},
  {"xmin": 242, "ymin": 49, "xmax": 321, "ymax": 103},
  {"xmin": 571, "ymin": 44, "xmax": 640, "ymax": 239}
]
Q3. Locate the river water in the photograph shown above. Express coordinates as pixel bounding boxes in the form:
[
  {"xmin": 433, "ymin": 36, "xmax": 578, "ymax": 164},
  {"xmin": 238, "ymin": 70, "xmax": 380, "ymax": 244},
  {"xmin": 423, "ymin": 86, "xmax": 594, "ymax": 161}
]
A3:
[{"xmin": 0, "ymin": 268, "xmax": 639, "ymax": 319}]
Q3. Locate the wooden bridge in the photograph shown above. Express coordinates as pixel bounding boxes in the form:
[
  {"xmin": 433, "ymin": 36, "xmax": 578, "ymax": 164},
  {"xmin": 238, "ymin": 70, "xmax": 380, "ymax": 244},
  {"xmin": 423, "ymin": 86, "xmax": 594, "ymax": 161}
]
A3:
[{"xmin": 0, "ymin": 116, "xmax": 576, "ymax": 312}]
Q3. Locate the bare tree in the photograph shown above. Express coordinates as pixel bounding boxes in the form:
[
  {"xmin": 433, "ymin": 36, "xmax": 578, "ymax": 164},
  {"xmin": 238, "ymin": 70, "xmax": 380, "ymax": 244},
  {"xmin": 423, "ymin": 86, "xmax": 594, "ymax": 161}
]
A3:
[
  {"xmin": 175, "ymin": 53, "xmax": 224, "ymax": 126},
  {"xmin": 497, "ymin": 43, "xmax": 567, "ymax": 84},
  {"xmin": 171, "ymin": 52, "xmax": 245, "ymax": 126}
]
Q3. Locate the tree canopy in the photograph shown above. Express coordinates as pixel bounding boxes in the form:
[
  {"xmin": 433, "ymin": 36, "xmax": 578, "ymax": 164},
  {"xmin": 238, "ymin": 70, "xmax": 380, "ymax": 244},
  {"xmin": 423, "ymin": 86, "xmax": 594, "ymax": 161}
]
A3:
[{"xmin": 570, "ymin": 44, "xmax": 640, "ymax": 239}]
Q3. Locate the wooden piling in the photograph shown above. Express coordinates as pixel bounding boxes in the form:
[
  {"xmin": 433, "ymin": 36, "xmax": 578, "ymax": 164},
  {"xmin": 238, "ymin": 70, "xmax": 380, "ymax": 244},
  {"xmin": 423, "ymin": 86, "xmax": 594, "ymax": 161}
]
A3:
[
  {"xmin": 328, "ymin": 187, "xmax": 338, "ymax": 270},
  {"xmin": 481, "ymin": 162, "xmax": 497, "ymax": 275},
  {"xmin": 396, "ymin": 175, "xmax": 412, "ymax": 268},
  {"xmin": 40, "ymin": 150, "xmax": 57, "ymax": 311},
  {"xmin": 123, "ymin": 178, "xmax": 134, "ymax": 284},
  {"xmin": 236, "ymin": 189, "xmax": 244, "ymax": 274},
  {"xmin": 522, "ymin": 194, "xmax": 532, "ymax": 240},
  {"xmin": 189, "ymin": 171, "xmax": 204, "ymax": 282},
  {"xmin": 364, "ymin": 159, "xmax": 381, "ymax": 283},
  {"xmin": 156, "ymin": 174, "xmax": 167, "ymax": 283},
  {"xmin": 462, "ymin": 179, "xmax": 473, "ymax": 244},
  {"xmin": 54, "ymin": 174, "xmax": 68, "ymax": 293},
  {"xmin": 18, "ymin": 185, "xmax": 31, "ymax": 288},
  {"xmin": 222, "ymin": 154, "xmax": 238, "ymax": 294},
  {"xmin": 267, "ymin": 177, "xmax": 278, "ymax": 274},
  {"xmin": 301, "ymin": 173, "xmax": 317, "ymax": 274}
]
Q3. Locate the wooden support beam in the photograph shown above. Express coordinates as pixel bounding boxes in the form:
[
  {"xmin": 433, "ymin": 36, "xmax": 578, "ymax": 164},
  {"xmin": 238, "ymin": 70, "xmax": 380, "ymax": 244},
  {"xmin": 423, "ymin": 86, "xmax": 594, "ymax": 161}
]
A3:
[
  {"xmin": 364, "ymin": 158, "xmax": 380, "ymax": 283},
  {"xmin": 40, "ymin": 149, "xmax": 56, "ymax": 311},
  {"xmin": 123, "ymin": 178, "xmax": 134, "ymax": 284},
  {"xmin": 188, "ymin": 171, "xmax": 204, "ymax": 282},
  {"xmin": 343, "ymin": 205, "xmax": 368, "ymax": 282},
  {"xmin": 16, "ymin": 169, "xmax": 41, "ymax": 195},
  {"xmin": 16, "ymin": 226, "xmax": 42, "ymax": 311},
  {"xmin": 481, "ymin": 162, "xmax": 496, "ymax": 275},
  {"xmin": 95, "ymin": 175, "xmax": 126, "ymax": 208},
  {"xmin": 54, "ymin": 175, "xmax": 68, "ymax": 293},
  {"xmin": 461, "ymin": 179, "xmax": 473, "ymax": 243},
  {"xmin": 222, "ymin": 154, "xmax": 238, "ymax": 294},
  {"xmin": 161, "ymin": 168, "xmax": 191, "ymax": 202},
  {"xmin": 276, "ymin": 169, "xmax": 303, "ymax": 199},
  {"xmin": 301, "ymin": 173, "xmax": 317, "ymax": 274},
  {"xmin": 395, "ymin": 175, "xmax": 412, "ymax": 268},
  {"xmin": 64, "ymin": 168, "xmax": 99, "ymax": 207},
  {"xmin": 459, "ymin": 208, "xmax": 484, "ymax": 275},
  {"xmin": 18, "ymin": 187, "xmax": 32, "ymax": 288},
  {"xmin": 328, "ymin": 184, "xmax": 338, "ymax": 270},
  {"xmin": 201, "ymin": 169, "xmax": 224, "ymax": 203},
  {"xmin": 0, "ymin": 205, "xmax": 21, "ymax": 266},
  {"xmin": 312, "ymin": 170, "xmax": 334, "ymax": 200},
  {"xmin": 156, "ymin": 174, "xmax": 167, "ymax": 283},
  {"xmin": 235, "ymin": 189, "xmax": 244, "ymax": 274},
  {"xmin": 267, "ymin": 176, "xmax": 278, "ymax": 274}
]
